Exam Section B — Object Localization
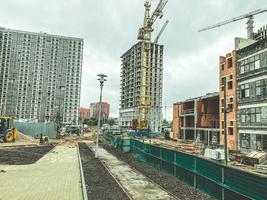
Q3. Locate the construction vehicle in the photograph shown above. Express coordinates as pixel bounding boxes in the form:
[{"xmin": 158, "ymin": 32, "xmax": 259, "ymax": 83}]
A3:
[
  {"xmin": 198, "ymin": 8, "xmax": 267, "ymax": 39},
  {"xmin": 136, "ymin": 0, "xmax": 168, "ymax": 134},
  {"xmin": 0, "ymin": 117, "xmax": 17, "ymax": 142}
]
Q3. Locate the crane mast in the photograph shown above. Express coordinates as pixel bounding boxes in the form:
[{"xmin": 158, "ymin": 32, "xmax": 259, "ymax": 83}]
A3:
[
  {"xmin": 137, "ymin": 0, "xmax": 168, "ymax": 130},
  {"xmin": 198, "ymin": 8, "xmax": 267, "ymax": 39}
]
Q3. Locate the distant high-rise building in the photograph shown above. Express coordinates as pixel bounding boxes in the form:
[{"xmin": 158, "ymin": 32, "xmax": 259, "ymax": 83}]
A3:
[
  {"xmin": 119, "ymin": 42, "xmax": 163, "ymax": 132},
  {"xmin": 94, "ymin": 102, "xmax": 110, "ymax": 120},
  {"xmin": 79, "ymin": 107, "xmax": 89, "ymax": 120},
  {"xmin": 89, "ymin": 103, "xmax": 96, "ymax": 118},
  {"xmin": 0, "ymin": 27, "xmax": 83, "ymax": 124}
]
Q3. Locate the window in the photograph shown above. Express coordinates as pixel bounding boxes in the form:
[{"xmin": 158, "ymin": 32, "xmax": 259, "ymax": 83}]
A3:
[
  {"xmin": 240, "ymin": 133, "xmax": 250, "ymax": 149},
  {"xmin": 228, "ymin": 80, "xmax": 233, "ymax": 89},
  {"xmin": 256, "ymin": 80, "xmax": 262, "ymax": 96},
  {"xmin": 227, "ymin": 58, "xmax": 233, "ymax": 68},
  {"xmin": 240, "ymin": 84, "xmax": 250, "ymax": 98},
  {"xmin": 228, "ymin": 127, "xmax": 234, "ymax": 135},
  {"xmin": 255, "ymin": 60, "xmax": 260, "ymax": 70},
  {"xmin": 228, "ymin": 103, "xmax": 233, "ymax": 112},
  {"xmin": 249, "ymin": 62, "xmax": 255, "ymax": 71},
  {"xmin": 256, "ymin": 108, "xmax": 261, "ymax": 123},
  {"xmin": 256, "ymin": 134, "xmax": 263, "ymax": 150},
  {"xmin": 240, "ymin": 107, "xmax": 262, "ymax": 124},
  {"xmin": 221, "ymin": 77, "xmax": 226, "ymax": 91}
]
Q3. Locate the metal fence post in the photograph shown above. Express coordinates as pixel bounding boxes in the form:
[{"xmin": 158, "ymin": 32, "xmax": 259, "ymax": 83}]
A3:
[
  {"xmin": 160, "ymin": 147, "xmax": 162, "ymax": 170},
  {"xmin": 174, "ymin": 151, "xmax": 177, "ymax": 177},
  {"xmin": 222, "ymin": 167, "xmax": 225, "ymax": 200},
  {"xmin": 194, "ymin": 157, "xmax": 197, "ymax": 188}
]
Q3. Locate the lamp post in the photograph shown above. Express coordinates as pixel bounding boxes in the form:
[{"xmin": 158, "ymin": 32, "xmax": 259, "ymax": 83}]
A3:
[
  {"xmin": 223, "ymin": 77, "xmax": 228, "ymax": 165},
  {"xmin": 95, "ymin": 74, "xmax": 107, "ymax": 158}
]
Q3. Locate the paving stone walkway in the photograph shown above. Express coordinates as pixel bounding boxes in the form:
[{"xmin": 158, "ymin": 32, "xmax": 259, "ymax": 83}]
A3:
[{"xmin": 0, "ymin": 146, "xmax": 83, "ymax": 200}]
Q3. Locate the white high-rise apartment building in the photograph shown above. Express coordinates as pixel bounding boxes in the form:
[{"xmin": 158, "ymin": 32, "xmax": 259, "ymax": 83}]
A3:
[
  {"xmin": 0, "ymin": 27, "xmax": 83, "ymax": 124},
  {"xmin": 119, "ymin": 42, "xmax": 163, "ymax": 132}
]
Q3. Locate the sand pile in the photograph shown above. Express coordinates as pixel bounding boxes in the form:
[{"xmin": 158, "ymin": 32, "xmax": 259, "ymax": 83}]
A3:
[{"xmin": 16, "ymin": 131, "xmax": 37, "ymax": 143}]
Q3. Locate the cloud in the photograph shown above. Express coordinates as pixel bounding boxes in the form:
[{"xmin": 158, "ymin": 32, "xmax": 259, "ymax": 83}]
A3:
[{"xmin": 0, "ymin": 0, "xmax": 266, "ymax": 118}]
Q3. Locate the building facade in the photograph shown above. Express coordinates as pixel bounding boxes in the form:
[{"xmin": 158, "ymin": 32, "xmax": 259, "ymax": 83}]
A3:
[
  {"xmin": 119, "ymin": 41, "xmax": 163, "ymax": 132},
  {"xmin": 79, "ymin": 107, "xmax": 89, "ymax": 120},
  {"xmin": 172, "ymin": 93, "xmax": 220, "ymax": 145},
  {"xmin": 94, "ymin": 102, "xmax": 110, "ymax": 120},
  {"xmin": 237, "ymin": 38, "xmax": 267, "ymax": 152},
  {"xmin": 219, "ymin": 51, "xmax": 238, "ymax": 150},
  {"xmin": 89, "ymin": 103, "xmax": 95, "ymax": 118},
  {"xmin": 0, "ymin": 27, "xmax": 83, "ymax": 124}
]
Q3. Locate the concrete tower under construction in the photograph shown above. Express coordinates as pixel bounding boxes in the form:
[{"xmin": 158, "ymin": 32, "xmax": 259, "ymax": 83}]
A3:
[{"xmin": 119, "ymin": 41, "xmax": 163, "ymax": 132}]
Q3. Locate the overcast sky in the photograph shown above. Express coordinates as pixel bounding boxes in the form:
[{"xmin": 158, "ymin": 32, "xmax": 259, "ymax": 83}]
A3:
[{"xmin": 1, "ymin": 0, "xmax": 266, "ymax": 119}]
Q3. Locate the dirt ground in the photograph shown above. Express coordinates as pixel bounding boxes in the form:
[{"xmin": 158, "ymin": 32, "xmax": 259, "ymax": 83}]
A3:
[
  {"xmin": 0, "ymin": 145, "xmax": 54, "ymax": 165},
  {"xmin": 102, "ymin": 144, "xmax": 215, "ymax": 200},
  {"xmin": 78, "ymin": 143, "xmax": 130, "ymax": 200}
]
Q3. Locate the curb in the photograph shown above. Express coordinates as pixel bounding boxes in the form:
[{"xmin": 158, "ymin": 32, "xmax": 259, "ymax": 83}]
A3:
[{"xmin": 77, "ymin": 143, "xmax": 88, "ymax": 200}]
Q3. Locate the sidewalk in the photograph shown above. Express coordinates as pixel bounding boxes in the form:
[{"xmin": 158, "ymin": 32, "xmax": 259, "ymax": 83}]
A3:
[
  {"xmin": 87, "ymin": 142, "xmax": 176, "ymax": 200},
  {"xmin": 0, "ymin": 146, "xmax": 83, "ymax": 200}
]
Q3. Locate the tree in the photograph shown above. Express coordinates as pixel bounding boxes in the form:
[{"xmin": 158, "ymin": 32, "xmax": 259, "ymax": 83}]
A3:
[
  {"xmin": 83, "ymin": 118, "xmax": 98, "ymax": 126},
  {"xmin": 162, "ymin": 119, "xmax": 170, "ymax": 127},
  {"xmin": 106, "ymin": 118, "xmax": 116, "ymax": 126}
]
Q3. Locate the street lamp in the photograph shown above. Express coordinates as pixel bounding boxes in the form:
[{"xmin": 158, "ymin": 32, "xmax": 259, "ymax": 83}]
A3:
[{"xmin": 95, "ymin": 73, "xmax": 107, "ymax": 158}]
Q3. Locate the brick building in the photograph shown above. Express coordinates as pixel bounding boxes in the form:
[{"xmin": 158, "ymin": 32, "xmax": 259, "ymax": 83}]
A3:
[
  {"xmin": 219, "ymin": 51, "xmax": 238, "ymax": 150},
  {"xmin": 94, "ymin": 102, "xmax": 110, "ymax": 120},
  {"xmin": 79, "ymin": 107, "xmax": 89, "ymax": 120},
  {"xmin": 172, "ymin": 93, "xmax": 220, "ymax": 145}
]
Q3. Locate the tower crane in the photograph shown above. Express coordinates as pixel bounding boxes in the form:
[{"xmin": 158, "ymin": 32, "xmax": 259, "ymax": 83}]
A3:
[
  {"xmin": 154, "ymin": 19, "xmax": 169, "ymax": 44},
  {"xmin": 198, "ymin": 8, "xmax": 267, "ymax": 39},
  {"xmin": 137, "ymin": 0, "xmax": 168, "ymax": 131}
]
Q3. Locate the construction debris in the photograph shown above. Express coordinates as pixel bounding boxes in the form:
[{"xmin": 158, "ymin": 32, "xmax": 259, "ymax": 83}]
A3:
[{"xmin": 243, "ymin": 151, "xmax": 266, "ymax": 166}]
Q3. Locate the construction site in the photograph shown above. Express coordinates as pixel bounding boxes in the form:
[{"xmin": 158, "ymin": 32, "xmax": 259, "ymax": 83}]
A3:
[{"xmin": 1, "ymin": 0, "xmax": 267, "ymax": 200}]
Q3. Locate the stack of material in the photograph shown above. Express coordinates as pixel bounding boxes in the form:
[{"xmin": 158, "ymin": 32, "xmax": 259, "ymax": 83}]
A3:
[
  {"xmin": 244, "ymin": 151, "xmax": 266, "ymax": 166},
  {"xmin": 229, "ymin": 151, "xmax": 246, "ymax": 162},
  {"xmin": 204, "ymin": 149, "xmax": 225, "ymax": 161}
]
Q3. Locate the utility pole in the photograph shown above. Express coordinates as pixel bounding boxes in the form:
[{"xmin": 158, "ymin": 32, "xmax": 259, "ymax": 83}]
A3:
[
  {"xmin": 95, "ymin": 74, "xmax": 107, "ymax": 158},
  {"xmin": 223, "ymin": 77, "xmax": 228, "ymax": 165}
]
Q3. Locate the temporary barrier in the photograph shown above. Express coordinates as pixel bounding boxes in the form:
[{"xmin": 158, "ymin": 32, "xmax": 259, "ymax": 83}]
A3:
[
  {"xmin": 14, "ymin": 122, "xmax": 57, "ymax": 138},
  {"xmin": 130, "ymin": 139, "xmax": 267, "ymax": 200},
  {"xmin": 104, "ymin": 134, "xmax": 130, "ymax": 153}
]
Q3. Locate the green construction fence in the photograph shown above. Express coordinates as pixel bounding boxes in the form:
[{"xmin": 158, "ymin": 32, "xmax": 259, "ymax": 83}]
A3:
[
  {"xmin": 130, "ymin": 139, "xmax": 267, "ymax": 200},
  {"xmin": 104, "ymin": 133, "xmax": 130, "ymax": 153}
]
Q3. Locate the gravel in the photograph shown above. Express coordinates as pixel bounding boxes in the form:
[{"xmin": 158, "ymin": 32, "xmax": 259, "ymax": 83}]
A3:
[
  {"xmin": 78, "ymin": 143, "xmax": 130, "ymax": 200},
  {"xmin": 0, "ymin": 145, "xmax": 54, "ymax": 165},
  {"xmin": 102, "ymin": 144, "xmax": 215, "ymax": 200}
]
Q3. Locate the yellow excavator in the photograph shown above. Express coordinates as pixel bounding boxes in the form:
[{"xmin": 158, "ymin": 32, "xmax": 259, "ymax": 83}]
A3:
[{"xmin": 0, "ymin": 117, "xmax": 17, "ymax": 142}]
